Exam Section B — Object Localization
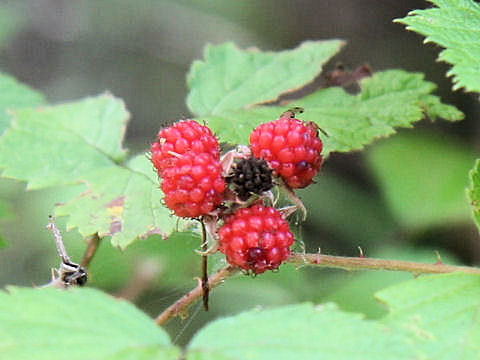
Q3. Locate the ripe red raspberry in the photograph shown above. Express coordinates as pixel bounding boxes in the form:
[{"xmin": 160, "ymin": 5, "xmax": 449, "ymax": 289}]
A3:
[
  {"xmin": 218, "ymin": 204, "xmax": 294, "ymax": 274},
  {"xmin": 161, "ymin": 152, "xmax": 226, "ymax": 218},
  {"xmin": 250, "ymin": 117, "xmax": 323, "ymax": 188},
  {"xmin": 151, "ymin": 120, "xmax": 220, "ymax": 175}
]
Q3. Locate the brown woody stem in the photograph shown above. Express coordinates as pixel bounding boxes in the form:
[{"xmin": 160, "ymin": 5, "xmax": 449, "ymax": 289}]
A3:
[
  {"xmin": 200, "ymin": 220, "xmax": 209, "ymax": 311},
  {"xmin": 81, "ymin": 233, "xmax": 101, "ymax": 268},
  {"xmin": 154, "ymin": 252, "xmax": 480, "ymax": 326},
  {"xmin": 288, "ymin": 253, "xmax": 480, "ymax": 274}
]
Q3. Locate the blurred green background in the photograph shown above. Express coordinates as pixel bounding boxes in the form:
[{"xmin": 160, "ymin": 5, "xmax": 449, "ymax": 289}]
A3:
[{"xmin": 0, "ymin": 0, "xmax": 479, "ymax": 346}]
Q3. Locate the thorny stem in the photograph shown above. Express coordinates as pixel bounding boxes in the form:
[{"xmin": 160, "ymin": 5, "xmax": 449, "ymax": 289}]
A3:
[
  {"xmin": 289, "ymin": 253, "xmax": 480, "ymax": 275},
  {"xmin": 81, "ymin": 233, "xmax": 101, "ymax": 268},
  {"xmin": 155, "ymin": 251, "xmax": 480, "ymax": 326},
  {"xmin": 200, "ymin": 220, "xmax": 209, "ymax": 311}
]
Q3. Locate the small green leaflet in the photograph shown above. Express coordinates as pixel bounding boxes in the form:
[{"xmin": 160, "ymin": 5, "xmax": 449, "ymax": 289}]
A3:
[
  {"xmin": 187, "ymin": 40, "xmax": 345, "ymax": 116},
  {"xmin": 395, "ymin": 0, "xmax": 480, "ymax": 93},
  {"xmin": 0, "ymin": 72, "xmax": 45, "ymax": 134},
  {"xmin": 198, "ymin": 70, "xmax": 463, "ymax": 154},
  {"xmin": 467, "ymin": 159, "xmax": 480, "ymax": 232},
  {"xmin": 0, "ymin": 94, "xmax": 180, "ymax": 249},
  {"xmin": 0, "ymin": 287, "xmax": 180, "ymax": 360}
]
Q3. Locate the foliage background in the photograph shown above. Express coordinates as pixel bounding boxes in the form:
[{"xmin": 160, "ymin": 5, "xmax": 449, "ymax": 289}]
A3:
[{"xmin": 0, "ymin": 0, "xmax": 479, "ymax": 346}]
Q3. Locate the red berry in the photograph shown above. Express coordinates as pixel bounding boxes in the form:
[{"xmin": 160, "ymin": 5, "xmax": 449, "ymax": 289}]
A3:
[
  {"xmin": 219, "ymin": 204, "xmax": 294, "ymax": 274},
  {"xmin": 250, "ymin": 117, "xmax": 323, "ymax": 188},
  {"xmin": 161, "ymin": 152, "xmax": 226, "ymax": 218},
  {"xmin": 151, "ymin": 120, "xmax": 221, "ymax": 175}
]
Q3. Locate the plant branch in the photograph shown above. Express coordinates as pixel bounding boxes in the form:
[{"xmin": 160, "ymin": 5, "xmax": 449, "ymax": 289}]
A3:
[
  {"xmin": 155, "ymin": 251, "xmax": 480, "ymax": 326},
  {"xmin": 288, "ymin": 253, "xmax": 480, "ymax": 274},
  {"xmin": 81, "ymin": 233, "xmax": 101, "ymax": 268},
  {"xmin": 200, "ymin": 220, "xmax": 209, "ymax": 311}
]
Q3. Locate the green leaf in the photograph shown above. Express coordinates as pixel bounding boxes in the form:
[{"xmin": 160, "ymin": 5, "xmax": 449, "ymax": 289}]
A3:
[
  {"xmin": 467, "ymin": 159, "xmax": 480, "ymax": 232},
  {"xmin": 186, "ymin": 303, "xmax": 413, "ymax": 360},
  {"xmin": 55, "ymin": 155, "xmax": 181, "ymax": 249},
  {"xmin": 367, "ymin": 132, "xmax": 476, "ymax": 229},
  {"xmin": 395, "ymin": 0, "xmax": 480, "ymax": 93},
  {"xmin": 0, "ymin": 72, "xmax": 45, "ymax": 134},
  {"xmin": 0, "ymin": 94, "xmax": 181, "ymax": 248},
  {"xmin": 0, "ymin": 287, "xmax": 180, "ymax": 360},
  {"xmin": 186, "ymin": 273, "xmax": 480, "ymax": 359},
  {"xmin": 187, "ymin": 40, "xmax": 345, "ymax": 116},
  {"xmin": 378, "ymin": 273, "xmax": 480, "ymax": 359},
  {"xmin": 199, "ymin": 70, "xmax": 463, "ymax": 154},
  {"xmin": 0, "ymin": 94, "xmax": 127, "ymax": 188}
]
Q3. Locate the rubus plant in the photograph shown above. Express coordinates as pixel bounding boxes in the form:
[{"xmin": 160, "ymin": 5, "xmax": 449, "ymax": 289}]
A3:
[{"xmin": 1, "ymin": 0, "xmax": 480, "ymax": 359}]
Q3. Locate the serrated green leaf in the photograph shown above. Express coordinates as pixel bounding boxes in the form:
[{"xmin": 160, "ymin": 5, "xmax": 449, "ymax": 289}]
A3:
[
  {"xmin": 378, "ymin": 273, "xmax": 480, "ymax": 359},
  {"xmin": 0, "ymin": 287, "xmax": 180, "ymax": 360},
  {"xmin": 0, "ymin": 73, "xmax": 45, "ymax": 134},
  {"xmin": 187, "ymin": 40, "xmax": 345, "ymax": 116},
  {"xmin": 0, "ymin": 94, "xmax": 181, "ymax": 248},
  {"xmin": 55, "ymin": 155, "xmax": 181, "ymax": 249},
  {"xmin": 395, "ymin": 0, "xmax": 480, "ymax": 93},
  {"xmin": 0, "ymin": 94, "xmax": 127, "ymax": 189},
  {"xmin": 186, "ymin": 303, "xmax": 413, "ymax": 360},
  {"xmin": 200, "ymin": 70, "xmax": 463, "ymax": 154},
  {"xmin": 367, "ymin": 132, "xmax": 476, "ymax": 229}
]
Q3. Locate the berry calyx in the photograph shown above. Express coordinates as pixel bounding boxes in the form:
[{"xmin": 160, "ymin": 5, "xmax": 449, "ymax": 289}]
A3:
[
  {"xmin": 249, "ymin": 116, "xmax": 323, "ymax": 188},
  {"xmin": 161, "ymin": 152, "xmax": 226, "ymax": 218},
  {"xmin": 218, "ymin": 204, "xmax": 294, "ymax": 274},
  {"xmin": 227, "ymin": 156, "xmax": 274, "ymax": 201},
  {"xmin": 151, "ymin": 120, "xmax": 221, "ymax": 175}
]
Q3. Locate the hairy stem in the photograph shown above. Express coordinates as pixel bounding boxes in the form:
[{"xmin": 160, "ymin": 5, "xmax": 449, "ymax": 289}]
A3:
[
  {"xmin": 288, "ymin": 253, "xmax": 480, "ymax": 275},
  {"xmin": 200, "ymin": 220, "xmax": 209, "ymax": 311},
  {"xmin": 155, "ymin": 252, "xmax": 480, "ymax": 326}
]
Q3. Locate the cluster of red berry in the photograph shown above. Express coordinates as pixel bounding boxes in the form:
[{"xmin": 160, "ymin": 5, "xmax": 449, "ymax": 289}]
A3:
[{"xmin": 151, "ymin": 112, "xmax": 323, "ymax": 274}]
